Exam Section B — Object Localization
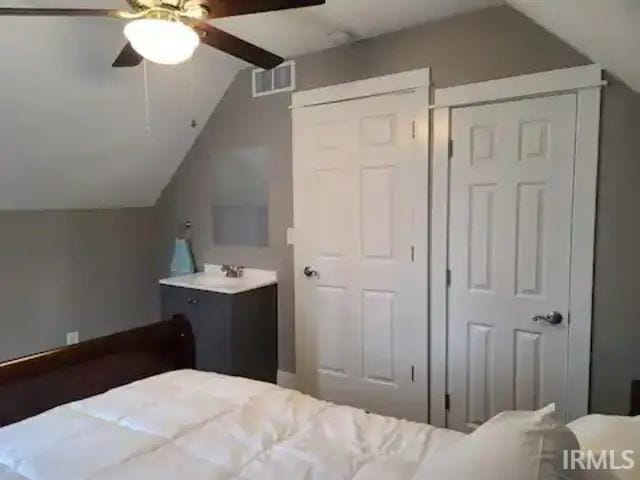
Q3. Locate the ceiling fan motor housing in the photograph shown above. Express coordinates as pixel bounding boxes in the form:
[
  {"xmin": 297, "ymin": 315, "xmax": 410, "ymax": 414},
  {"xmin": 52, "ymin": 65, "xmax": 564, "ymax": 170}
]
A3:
[
  {"xmin": 182, "ymin": 1, "xmax": 210, "ymax": 19},
  {"xmin": 132, "ymin": 0, "xmax": 207, "ymax": 14}
]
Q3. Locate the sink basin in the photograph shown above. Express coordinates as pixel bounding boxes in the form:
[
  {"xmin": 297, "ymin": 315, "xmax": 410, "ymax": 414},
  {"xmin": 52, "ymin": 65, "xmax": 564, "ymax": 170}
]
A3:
[
  {"xmin": 191, "ymin": 276, "xmax": 244, "ymax": 288},
  {"xmin": 159, "ymin": 266, "xmax": 277, "ymax": 295}
]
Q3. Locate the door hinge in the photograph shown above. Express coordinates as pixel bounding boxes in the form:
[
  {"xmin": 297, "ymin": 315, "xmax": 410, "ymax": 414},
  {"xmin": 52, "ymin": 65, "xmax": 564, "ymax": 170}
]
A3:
[
  {"xmin": 411, "ymin": 365, "xmax": 416, "ymax": 383},
  {"xmin": 411, "ymin": 120, "xmax": 416, "ymax": 139},
  {"xmin": 446, "ymin": 268, "xmax": 452, "ymax": 287},
  {"xmin": 410, "ymin": 245, "xmax": 415, "ymax": 262},
  {"xmin": 445, "ymin": 393, "xmax": 451, "ymax": 411},
  {"xmin": 448, "ymin": 139, "xmax": 454, "ymax": 158}
]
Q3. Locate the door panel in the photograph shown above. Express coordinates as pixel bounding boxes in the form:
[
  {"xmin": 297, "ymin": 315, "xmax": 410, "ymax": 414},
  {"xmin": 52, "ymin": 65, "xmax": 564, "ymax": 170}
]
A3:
[
  {"xmin": 467, "ymin": 322, "xmax": 492, "ymax": 425},
  {"xmin": 316, "ymin": 286, "xmax": 348, "ymax": 374},
  {"xmin": 361, "ymin": 166, "xmax": 394, "ymax": 258},
  {"xmin": 362, "ymin": 289, "xmax": 395, "ymax": 383},
  {"xmin": 294, "ymin": 89, "xmax": 428, "ymax": 421},
  {"xmin": 448, "ymin": 94, "xmax": 577, "ymax": 431}
]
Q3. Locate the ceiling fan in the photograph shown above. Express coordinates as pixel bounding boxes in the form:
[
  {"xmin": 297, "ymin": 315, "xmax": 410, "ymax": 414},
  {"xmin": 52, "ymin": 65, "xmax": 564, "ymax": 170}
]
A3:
[{"xmin": 0, "ymin": 0, "xmax": 326, "ymax": 68}]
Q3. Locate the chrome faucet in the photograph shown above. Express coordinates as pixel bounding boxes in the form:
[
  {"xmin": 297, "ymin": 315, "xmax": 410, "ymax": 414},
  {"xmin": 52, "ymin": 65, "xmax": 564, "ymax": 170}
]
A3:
[{"xmin": 221, "ymin": 265, "xmax": 244, "ymax": 278}]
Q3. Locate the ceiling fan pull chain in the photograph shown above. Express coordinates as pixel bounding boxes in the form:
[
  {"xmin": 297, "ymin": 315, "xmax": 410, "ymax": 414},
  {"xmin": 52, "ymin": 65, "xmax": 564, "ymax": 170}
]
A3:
[
  {"xmin": 143, "ymin": 59, "xmax": 151, "ymax": 134},
  {"xmin": 189, "ymin": 60, "xmax": 197, "ymax": 128}
]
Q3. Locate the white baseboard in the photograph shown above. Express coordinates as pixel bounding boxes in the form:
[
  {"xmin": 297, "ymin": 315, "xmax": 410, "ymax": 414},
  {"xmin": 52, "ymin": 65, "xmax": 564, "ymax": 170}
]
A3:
[{"xmin": 277, "ymin": 370, "xmax": 297, "ymax": 389}]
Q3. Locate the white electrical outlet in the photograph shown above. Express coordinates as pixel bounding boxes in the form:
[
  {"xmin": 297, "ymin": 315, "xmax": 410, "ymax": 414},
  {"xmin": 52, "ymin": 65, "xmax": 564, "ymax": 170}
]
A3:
[{"xmin": 66, "ymin": 331, "xmax": 79, "ymax": 345}]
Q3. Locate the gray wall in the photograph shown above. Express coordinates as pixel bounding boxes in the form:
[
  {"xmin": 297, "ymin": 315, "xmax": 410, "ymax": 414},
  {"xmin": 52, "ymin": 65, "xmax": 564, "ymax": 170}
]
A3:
[
  {"xmin": 0, "ymin": 208, "xmax": 160, "ymax": 361},
  {"xmin": 591, "ymin": 77, "xmax": 640, "ymax": 414},
  {"xmin": 156, "ymin": 5, "xmax": 640, "ymax": 414}
]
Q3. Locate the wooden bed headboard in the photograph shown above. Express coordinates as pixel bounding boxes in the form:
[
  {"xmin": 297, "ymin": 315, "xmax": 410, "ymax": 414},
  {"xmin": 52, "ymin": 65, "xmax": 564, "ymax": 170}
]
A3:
[{"xmin": 0, "ymin": 315, "xmax": 195, "ymax": 428}]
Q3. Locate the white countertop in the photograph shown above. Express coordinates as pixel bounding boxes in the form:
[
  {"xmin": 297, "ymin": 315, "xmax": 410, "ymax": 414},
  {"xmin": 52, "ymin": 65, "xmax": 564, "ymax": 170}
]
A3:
[{"xmin": 159, "ymin": 264, "xmax": 277, "ymax": 295}]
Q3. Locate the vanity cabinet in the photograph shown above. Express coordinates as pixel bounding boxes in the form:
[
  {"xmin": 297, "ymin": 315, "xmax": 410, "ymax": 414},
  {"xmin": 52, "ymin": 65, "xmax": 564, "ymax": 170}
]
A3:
[{"xmin": 160, "ymin": 284, "xmax": 277, "ymax": 383}]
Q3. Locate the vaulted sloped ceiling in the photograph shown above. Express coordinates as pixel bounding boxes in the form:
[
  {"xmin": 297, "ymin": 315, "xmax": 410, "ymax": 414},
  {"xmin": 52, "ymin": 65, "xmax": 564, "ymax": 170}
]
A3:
[
  {"xmin": 5, "ymin": 0, "xmax": 640, "ymax": 210},
  {"xmin": 507, "ymin": 0, "xmax": 640, "ymax": 93},
  {"xmin": 2, "ymin": 0, "xmax": 500, "ymax": 210},
  {"xmin": 1, "ymin": 0, "xmax": 244, "ymax": 210}
]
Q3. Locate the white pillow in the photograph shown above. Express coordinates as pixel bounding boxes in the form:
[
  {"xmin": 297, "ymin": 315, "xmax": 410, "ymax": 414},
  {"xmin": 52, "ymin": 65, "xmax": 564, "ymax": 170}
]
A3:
[
  {"xmin": 567, "ymin": 415, "xmax": 639, "ymax": 480},
  {"xmin": 415, "ymin": 404, "xmax": 584, "ymax": 480}
]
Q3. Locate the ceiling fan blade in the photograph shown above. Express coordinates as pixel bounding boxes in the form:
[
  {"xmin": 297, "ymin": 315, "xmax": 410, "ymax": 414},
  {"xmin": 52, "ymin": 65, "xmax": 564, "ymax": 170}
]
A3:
[
  {"xmin": 113, "ymin": 43, "xmax": 143, "ymax": 68},
  {"xmin": 194, "ymin": 22, "xmax": 284, "ymax": 69},
  {"xmin": 0, "ymin": 8, "xmax": 126, "ymax": 18},
  {"xmin": 204, "ymin": 0, "xmax": 325, "ymax": 18}
]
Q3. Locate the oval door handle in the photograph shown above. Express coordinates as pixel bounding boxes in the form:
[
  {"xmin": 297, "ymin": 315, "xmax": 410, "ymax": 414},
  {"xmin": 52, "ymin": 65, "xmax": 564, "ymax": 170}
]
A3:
[
  {"xmin": 533, "ymin": 311, "xmax": 563, "ymax": 325},
  {"xmin": 303, "ymin": 266, "xmax": 318, "ymax": 278}
]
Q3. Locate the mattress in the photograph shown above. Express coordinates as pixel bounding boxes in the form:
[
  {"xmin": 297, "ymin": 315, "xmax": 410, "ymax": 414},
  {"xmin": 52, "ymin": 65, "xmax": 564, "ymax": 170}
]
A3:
[{"xmin": 0, "ymin": 369, "xmax": 463, "ymax": 480}]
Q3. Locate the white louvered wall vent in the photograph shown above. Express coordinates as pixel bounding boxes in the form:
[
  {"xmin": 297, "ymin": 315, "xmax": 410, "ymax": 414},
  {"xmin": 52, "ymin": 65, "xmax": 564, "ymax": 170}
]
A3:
[{"xmin": 252, "ymin": 61, "xmax": 296, "ymax": 97}]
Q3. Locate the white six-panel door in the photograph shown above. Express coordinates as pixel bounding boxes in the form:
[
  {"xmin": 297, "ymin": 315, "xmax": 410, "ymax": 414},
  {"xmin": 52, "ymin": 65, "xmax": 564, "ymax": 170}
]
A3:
[
  {"xmin": 447, "ymin": 94, "xmax": 577, "ymax": 431},
  {"xmin": 293, "ymin": 88, "xmax": 428, "ymax": 421}
]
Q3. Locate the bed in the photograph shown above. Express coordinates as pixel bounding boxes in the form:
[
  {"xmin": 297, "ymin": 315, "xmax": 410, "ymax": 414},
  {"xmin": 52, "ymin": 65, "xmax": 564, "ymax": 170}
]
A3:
[
  {"xmin": 0, "ymin": 317, "xmax": 463, "ymax": 480},
  {"xmin": 0, "ymin": 318, "xmax": 635, "ymax": 480},
  {"xmin": 0, "ymin": 369, "xmax": 467, "ymax": 480}
]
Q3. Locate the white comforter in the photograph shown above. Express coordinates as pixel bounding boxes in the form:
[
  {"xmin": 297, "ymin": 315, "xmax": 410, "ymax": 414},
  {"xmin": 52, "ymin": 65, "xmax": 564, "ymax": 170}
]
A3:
[{"xmin": 0, "ymin": 370, "xmax": 463, "ymax": 480}]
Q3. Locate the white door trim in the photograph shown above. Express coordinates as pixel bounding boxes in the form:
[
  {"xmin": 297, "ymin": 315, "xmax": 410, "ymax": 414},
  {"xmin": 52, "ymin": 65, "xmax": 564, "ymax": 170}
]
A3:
[
  {"xmin": 430, "ymin": 65, "xmax": 602, "ymax": 427},
  {"xmin": 291, "ymin": 69, "xmax": 430, "ymax": 109},
  {"xmin": 432, "ymin": 64, "xmax": 605, "ymax": 109}
]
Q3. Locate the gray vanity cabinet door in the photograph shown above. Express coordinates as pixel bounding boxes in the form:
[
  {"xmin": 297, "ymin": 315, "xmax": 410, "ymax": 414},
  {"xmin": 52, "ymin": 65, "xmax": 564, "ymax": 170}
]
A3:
[
  {"xmin": 160, "ymin": 286, "xmax": 232, "ymax": 374},
  {"xmin": 230, "ymin": 287, "xmax": 278, "ymax": 383},
  {"xmin": 160, "ymin": 285, "xmax": 192, "ymax": 318},
  {"xmin": 187, "ymin": 289, "xmax": 233, "ymax": 374}
]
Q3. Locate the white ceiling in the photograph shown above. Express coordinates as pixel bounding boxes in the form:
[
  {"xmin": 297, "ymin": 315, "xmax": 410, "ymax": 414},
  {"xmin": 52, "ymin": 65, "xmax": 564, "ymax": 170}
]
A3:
[
  {"xmin": 507, "ymin": 0, "xmax": 640, "ymax": 93},
  {"xmin": 1, "ymin": 0, "xmax": 500, "ymax": 210},
  {"xmin": 212, "ymin": 0, "xmax": 502, "ymax": 58}
]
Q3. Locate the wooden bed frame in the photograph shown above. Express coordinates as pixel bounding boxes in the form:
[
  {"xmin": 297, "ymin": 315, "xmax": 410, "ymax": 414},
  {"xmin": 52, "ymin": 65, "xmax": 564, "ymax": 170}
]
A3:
[
  {"xmin": 0, "ymin": 315, "xmax": 194, "ymax": 427},
  {"xmin": 0, "ymin": 314, "xmax": 636, "ymax": 426}
]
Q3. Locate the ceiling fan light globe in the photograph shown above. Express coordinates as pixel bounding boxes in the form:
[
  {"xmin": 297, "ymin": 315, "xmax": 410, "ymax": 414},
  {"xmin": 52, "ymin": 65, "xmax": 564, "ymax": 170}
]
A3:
[{"xmin": 124, "ymin": 18, "xmax": 199, "ymax": 65}]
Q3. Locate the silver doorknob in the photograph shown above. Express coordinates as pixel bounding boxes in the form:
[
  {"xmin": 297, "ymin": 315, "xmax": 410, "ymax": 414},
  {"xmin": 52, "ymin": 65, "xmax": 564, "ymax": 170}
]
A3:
[
  {"xmin": 533, "ymin": 311, "xmax": 563, "ymax": 325},
  {"xmin": 303, "ymin": 266, "xmax": 318, "ymax": 278}
]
